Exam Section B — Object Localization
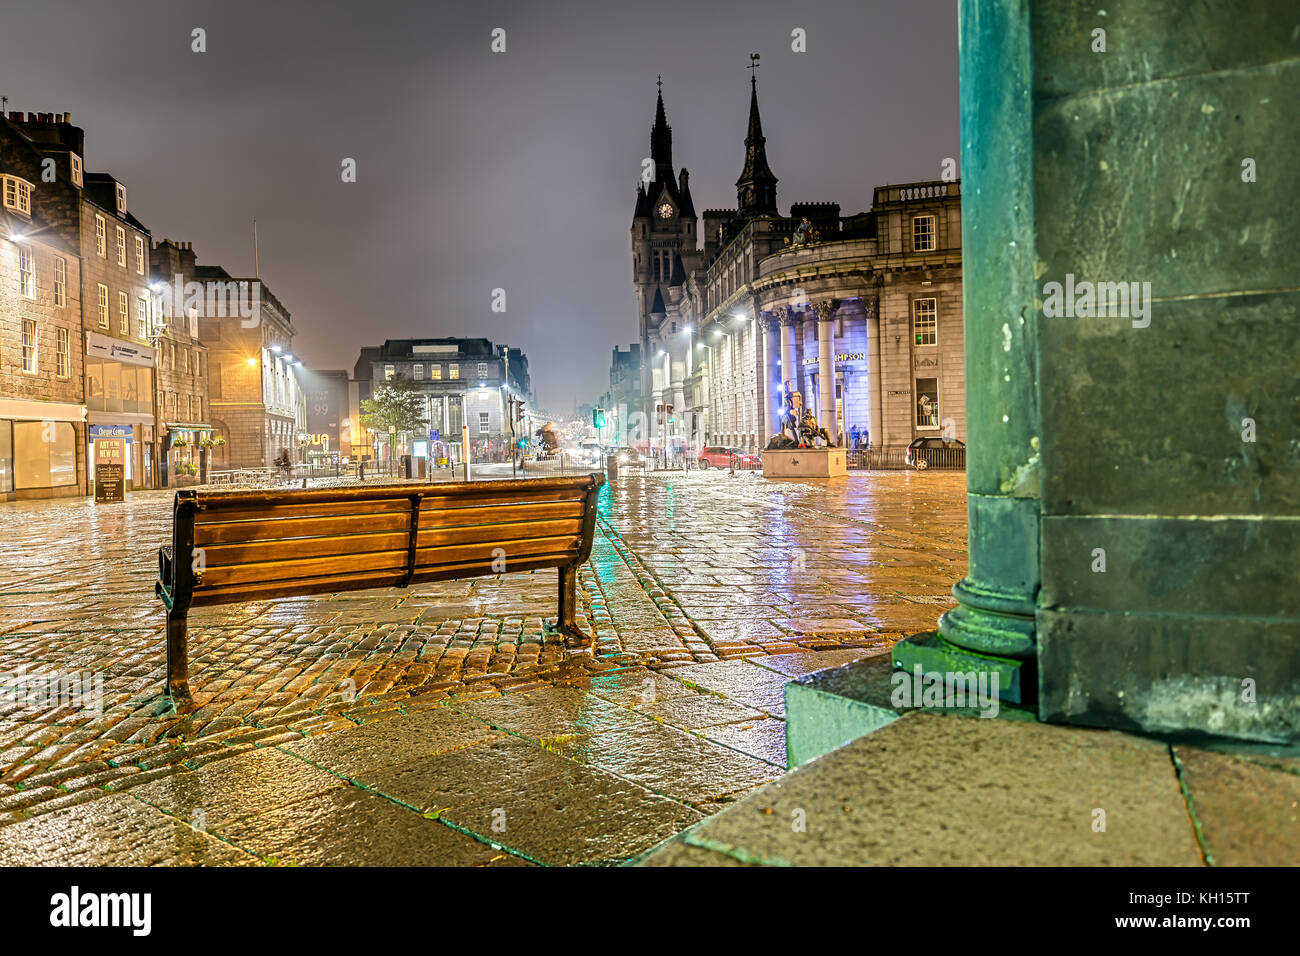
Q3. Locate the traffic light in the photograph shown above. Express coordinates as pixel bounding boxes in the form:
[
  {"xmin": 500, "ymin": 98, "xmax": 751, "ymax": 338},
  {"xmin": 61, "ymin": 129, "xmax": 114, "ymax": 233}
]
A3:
[{"xmin": 593, "ymin": 407, "xmax": 606, "ymax": 428}]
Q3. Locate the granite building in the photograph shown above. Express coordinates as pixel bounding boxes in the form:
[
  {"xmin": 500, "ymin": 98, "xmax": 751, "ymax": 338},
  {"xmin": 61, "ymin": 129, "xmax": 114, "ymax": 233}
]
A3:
[
  {"xmin": 0, "ymin": 111, "xmax": 160, "ymax": 491},
  {"xmin": 148, "ymin": 239, "xmax": 212, "ymax": 484},
  {"xmin": 192, "ymin": 259, "xmax": 303, "ymax": 470},
  {"xmin": 630, "ymin": 76, "xmax": 964, "ymax": 455},
  {"xmin": 0, "ymin": 169, "xmax": 85, "ymax": 500},
  {"xmin": 350, "ymin": 338, "xmax": 532, "ymax": 463},
  {"xmin": 299, "ymin": 367, "xmax": 350, "ymax": 461},
  {"xmin": 597, "ymin": 344, "xmax": 645, "ymax": 447}
]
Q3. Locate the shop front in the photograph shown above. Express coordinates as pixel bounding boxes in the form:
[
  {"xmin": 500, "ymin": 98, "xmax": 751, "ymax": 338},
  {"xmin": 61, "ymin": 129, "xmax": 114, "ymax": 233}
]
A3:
[
  {"xmin": 0, "ymin": 399, "xmax": 86, "ymax": 501},
  {"xmin": 84, "ymin": 331, "xmax": 157, "ymax": 491},
  {"xmin": 160, "ymin": 422, "xmax": 215, "ymax": 486}
]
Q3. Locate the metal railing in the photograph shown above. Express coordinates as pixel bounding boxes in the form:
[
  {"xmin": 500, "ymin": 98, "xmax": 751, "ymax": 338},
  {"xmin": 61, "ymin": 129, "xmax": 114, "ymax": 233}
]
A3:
[{"xmin": 846, "ymin": 447, "xmax": 966, "ymax": 470}]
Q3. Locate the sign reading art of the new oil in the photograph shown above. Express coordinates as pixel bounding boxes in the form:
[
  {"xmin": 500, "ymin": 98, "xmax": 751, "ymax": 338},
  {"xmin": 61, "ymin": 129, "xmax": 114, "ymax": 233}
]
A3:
[{"xmin": 94, "ymin": 437, "xmax": 126, "ymax": 503}]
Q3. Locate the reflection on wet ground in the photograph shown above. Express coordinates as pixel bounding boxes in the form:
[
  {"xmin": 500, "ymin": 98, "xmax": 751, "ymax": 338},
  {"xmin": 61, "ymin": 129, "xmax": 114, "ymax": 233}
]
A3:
[{"xmin": 0, "ymin": 471, "xmax": 967, "ymax": 864}]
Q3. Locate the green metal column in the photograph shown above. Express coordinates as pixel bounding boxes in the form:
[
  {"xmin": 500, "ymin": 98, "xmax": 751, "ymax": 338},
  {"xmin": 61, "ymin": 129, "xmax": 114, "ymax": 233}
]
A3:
[{"xmin": 894, "ymin": 0, "xmax": 1041, "ymax": 704}]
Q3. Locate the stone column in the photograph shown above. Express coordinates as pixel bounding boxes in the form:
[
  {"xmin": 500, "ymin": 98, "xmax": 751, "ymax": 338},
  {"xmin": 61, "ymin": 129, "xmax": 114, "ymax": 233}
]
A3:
[
  {"xmin": 897, "ymin": 0, "xmax": 1039, "ymax": 702},
  {"xmin": 762, "ymin": 312, "xmax": 782, "ymax": 440},
  {"xmin": 814, "ymin": 300, "xmax": 838, "ymax": 441},
  {"xmin": 649, "ymin": 347, "xmax": 663, "ymax": 445},
  {"xmin": 780, "ymin": 307, "xmax": 796, "ymax": 391},
  {"xmin": 663, "ymin": 349, "xmax": 674, "ymax": 453},
  {"xmin": 866, "ymin": 295, "xmax": 883, "ymax": 449}
]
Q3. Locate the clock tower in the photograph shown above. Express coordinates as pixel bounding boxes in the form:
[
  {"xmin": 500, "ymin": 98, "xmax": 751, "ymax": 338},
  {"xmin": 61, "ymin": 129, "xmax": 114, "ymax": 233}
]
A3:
[{"xmin": 631, "ymin": 79, "xmax": 699, "ymax": 438}]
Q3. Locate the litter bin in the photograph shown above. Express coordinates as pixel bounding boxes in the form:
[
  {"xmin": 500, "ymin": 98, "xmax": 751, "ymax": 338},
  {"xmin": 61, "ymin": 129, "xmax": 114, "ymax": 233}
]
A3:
[
  {"xmin": 607, "ymin": 455, "xmax": 619, "ymax": 480},
  {"xmin": 400, "ymin": 454, "xmax": 413, "ymax": 478}
]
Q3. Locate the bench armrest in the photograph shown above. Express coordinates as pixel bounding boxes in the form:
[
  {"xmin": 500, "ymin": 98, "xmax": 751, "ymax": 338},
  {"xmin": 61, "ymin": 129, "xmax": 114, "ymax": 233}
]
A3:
[{"xmin": 157, "ymin": 546, "xmax": 175, "ymax": 609}]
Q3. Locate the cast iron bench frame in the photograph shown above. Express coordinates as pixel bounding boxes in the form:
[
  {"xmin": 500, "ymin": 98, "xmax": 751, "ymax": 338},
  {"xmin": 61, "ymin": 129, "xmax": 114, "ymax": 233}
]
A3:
[{"xmin": 155, "ymin": 474, "xmax": 605, "ymax": 708}]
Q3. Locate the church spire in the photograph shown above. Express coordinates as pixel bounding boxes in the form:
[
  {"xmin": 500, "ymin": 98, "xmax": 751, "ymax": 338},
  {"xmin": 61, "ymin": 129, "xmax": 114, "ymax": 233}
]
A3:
[
  {"xmin": 650, "ymin": 76, "xmax": 674, "ymax": 186},
  {"xmin": 736, "ymin": 57, "xmax": 778, "ymax": 219}
]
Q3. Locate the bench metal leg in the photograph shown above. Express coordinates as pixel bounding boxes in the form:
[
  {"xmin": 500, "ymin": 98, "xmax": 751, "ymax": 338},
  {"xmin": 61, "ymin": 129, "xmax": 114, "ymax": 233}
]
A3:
[
  {"xmin": 557, "ymin": 565, "xmax": 590, "ymax": 644},
  {"xmin": 166, "ymin": 609, "xmax": 195, "ymax": 712}
]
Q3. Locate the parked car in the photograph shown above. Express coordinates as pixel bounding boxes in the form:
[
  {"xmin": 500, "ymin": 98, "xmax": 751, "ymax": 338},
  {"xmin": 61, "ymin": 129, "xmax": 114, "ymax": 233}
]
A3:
[
  {"xmin": 698, "ymin": 446, "xmax": 760, "ymax": 469},
  {"xmin": 905, "ymin": 436, "xmax": 966, "ymax": 470}
]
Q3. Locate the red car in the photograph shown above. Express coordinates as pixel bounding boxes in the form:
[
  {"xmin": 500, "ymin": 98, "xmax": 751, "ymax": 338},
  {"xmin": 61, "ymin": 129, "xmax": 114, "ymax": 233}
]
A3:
[{"xmin": 698, "ymin": 445, "xmax": 760, "ymax": 469}]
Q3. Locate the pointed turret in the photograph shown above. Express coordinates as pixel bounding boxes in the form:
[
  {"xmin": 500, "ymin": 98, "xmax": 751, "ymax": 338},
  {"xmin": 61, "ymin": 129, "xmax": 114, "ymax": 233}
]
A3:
[
  {"xmin": 650, "ymin": 84, "xmax": 674, "ymax": 187},
  {"xmin": 678, "ymin": 169, "xmax": 696, "ymax": 218},
  {"xmin": 736, "ymin": 71, "xmax": 779, "ymax": 218},
  {"xmin": 650, "ymin": 285, "xmax": 667, "ymax": 316},
  {"xmin": 669, "ymin": 252, "xmax": 686, "ymax": 287},
  {"xmin": 633, "ymin": 181, "xmax": 650, "ymax": 223}
]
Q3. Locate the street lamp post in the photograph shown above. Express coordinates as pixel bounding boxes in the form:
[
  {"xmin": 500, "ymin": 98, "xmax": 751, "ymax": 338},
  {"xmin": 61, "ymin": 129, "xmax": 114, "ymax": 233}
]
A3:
[{"xmin": 659, "ymin": 349, "xmax": 670, "ymax": 467}]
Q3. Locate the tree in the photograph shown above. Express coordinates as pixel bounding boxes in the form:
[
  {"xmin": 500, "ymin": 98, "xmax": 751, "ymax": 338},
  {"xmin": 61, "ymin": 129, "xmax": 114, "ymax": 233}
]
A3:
[{"xmin": 360, "ymin": 374, "xmax": 425, "ymax": 461}]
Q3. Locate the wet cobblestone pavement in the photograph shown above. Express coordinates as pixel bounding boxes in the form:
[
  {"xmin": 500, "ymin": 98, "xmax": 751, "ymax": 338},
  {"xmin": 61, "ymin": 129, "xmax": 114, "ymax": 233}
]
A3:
[{"xmin": 0, "ymin": 471, "xmax": 966, "ymax": 865}]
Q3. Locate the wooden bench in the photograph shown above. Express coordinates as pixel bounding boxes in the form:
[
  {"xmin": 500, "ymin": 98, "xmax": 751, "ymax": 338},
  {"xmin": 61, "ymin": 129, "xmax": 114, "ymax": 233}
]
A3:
[{"xmin": 155, "ymin": 474, "xmax": 605, "ymax": 708}]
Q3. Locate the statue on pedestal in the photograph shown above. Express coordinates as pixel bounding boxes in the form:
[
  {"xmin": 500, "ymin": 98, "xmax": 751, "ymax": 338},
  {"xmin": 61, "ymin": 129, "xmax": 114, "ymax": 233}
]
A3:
[{"xmin": 766, "ymin": 382, "xmax": 837, "ymax": 449}]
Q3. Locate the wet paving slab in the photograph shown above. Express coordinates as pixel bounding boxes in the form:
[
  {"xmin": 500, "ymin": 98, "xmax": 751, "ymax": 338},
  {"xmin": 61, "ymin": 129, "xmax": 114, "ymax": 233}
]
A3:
[
  {"xmin": 125, "ymin": 747, "xmax": 347, "ymax": 829},
  {"xmin": 548, "ymin": 721, "xmax": 782, "ymax": 807},
  {"xmin": 637, "ymin": 694, "xmax": 768, "ymax": 730},
  {"xmin": 357, "ymin": 734, "xmax": 703, "ymax": 865},
  {"xmin": 660, "ymin": 661, "xmax": 797, "ymax": 717},
  {"xmin": 581, "ymin": 668, "xmax": 697, "ymax": 707},
  {"xmin": 279, "ymin": 706, "xmax": 507, "ymax": 778},
  {"xmin": 642, "ymin": 713, "xmax": 1207, "ymax": 867},
  {"xmin": 215, "ymin": 786, "xmax": 531, "ymax": 867},
  {"xmin": 446, "ymin": 686, "xmax": 649, "ymax": 741},
  {"xmin": 696, "ymin": 718, "xmax": 789, "ymax": 767},
  {"xmin": 1172, "ymin": 745, "xmax": 1300, "ymax": 867},
  {"xmin": 0, "ymin": 793, "xmax": 257, "ymax": 866},
  {"xmin": 748, "ymin": 647, "xmax": 887, "ymax": 679}
]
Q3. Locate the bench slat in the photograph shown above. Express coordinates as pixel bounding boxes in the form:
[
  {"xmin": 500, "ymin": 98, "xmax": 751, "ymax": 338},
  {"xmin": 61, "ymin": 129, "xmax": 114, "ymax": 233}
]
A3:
[
  {"xmin": 191, "ymin": 569, "xmax": 409, "ymax": 606},
  {"xmin": 194, "ymin": 498, "xmax": 414, "ymax": 523},
  {"xmin": 189, "ymin": 552, "xmax": 579, "ymax": 607},
  {"xmin": 418, "ymin": 500, "xmax": 585, "ymax": 527},
  {"xmin": 410, "ymin": 552, "xmax": 578, "ymax": 585},
  {"xmin": 194, "ymin": 512, "xmax": 412, "ymax": 545},
  {"xmin": 419, "ymin": 488, "xmax": 588, "ymax": 510},
  {"xmin": 185, "ymin": 474, "xmax": 598, "ymax": 509},
  {"xmin": 197, "ymin": 549, "xmax": 411, "ymax": 589},
  {"xmin": 414, "ymin": 535, "xmax": 579, "ymax": 569},
  {"xmin": 416, "ymin": 518, "xmax": 582, "ymax": 548},
  {"xmin": 196, "ymin": 531, "xmax": 412, "ymax": 567}
]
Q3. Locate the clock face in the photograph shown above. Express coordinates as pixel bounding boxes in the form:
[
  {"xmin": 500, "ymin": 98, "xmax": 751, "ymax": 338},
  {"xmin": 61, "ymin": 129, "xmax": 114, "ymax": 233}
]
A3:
[{"xmin": 657, "ymin": 202, "xmax": 673, "ymax": 219}]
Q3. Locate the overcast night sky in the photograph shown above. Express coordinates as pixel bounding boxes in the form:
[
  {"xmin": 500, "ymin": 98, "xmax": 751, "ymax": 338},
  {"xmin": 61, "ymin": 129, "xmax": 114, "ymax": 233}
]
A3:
[{"xmin": 1, "ymin": 0, "xmax": 958, "ymax": 412}]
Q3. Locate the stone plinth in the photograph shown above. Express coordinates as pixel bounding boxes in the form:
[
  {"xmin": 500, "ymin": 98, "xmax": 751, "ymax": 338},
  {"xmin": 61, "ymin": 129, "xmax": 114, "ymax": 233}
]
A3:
[{"xmin": 761, "ymin": 447, "xmax": 846, "ymax": 478}]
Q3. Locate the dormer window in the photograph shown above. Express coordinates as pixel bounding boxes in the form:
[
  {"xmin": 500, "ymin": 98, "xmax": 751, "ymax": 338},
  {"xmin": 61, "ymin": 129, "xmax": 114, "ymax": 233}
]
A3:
[
  {"xmin": 70, "ymin": 153, "xmax": 83, "ymax": 187},
  {"xmin": 2, "ymin": 175, "xmax": 33, "ymax": 216},
  {"xmin": 115, "ymin": 183, "xmax": 126, "ymax": 214}
]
